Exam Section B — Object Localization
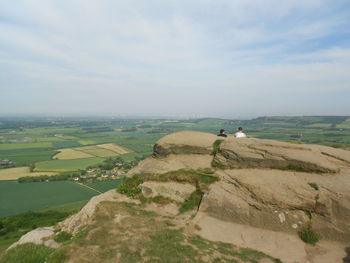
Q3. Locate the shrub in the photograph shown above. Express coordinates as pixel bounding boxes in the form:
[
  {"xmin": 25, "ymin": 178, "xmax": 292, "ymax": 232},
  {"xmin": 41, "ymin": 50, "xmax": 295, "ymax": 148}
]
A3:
[
  {"xmin": 117, "ymin": 176, "xmax": 143, "ymax": 198},
  {"xmin": 299, "ymin": 226, "xmax": 319, "ymax": 244}
]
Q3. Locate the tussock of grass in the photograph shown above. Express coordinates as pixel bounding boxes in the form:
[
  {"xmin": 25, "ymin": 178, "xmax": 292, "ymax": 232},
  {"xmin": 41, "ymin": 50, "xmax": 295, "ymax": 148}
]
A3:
[
  {"xmin": 212, "ymin": 139, "xmax": 224, "ymax": 156},
  {"xmin": 179, "ymin": 189, "xmax": 203, "ymax": 213},
  {"xmin": 308, "ymin": 182, "xmax": 319, "ymax": 191},
  {"xmin": 299, "ymin": 226, "xmax": 319, "ymax": 244}
]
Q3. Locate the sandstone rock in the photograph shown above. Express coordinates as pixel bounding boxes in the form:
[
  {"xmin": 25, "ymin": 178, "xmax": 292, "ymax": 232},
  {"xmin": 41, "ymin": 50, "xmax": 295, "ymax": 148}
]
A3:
[
  {"xmin": 128, "ymin": 154, "xmax": 213, "ymax": 175},
  {"xmin": 153, "ymin": 130, "xmax": 219, "ymax": 157},
  {"xmin": 59, "ymin": 190, "xmax": 139, "ymax": 234},
  {"xmin": 200, "ymin": 169, "xmax": 350, "ymax": 242},
  {"xmin": 213, "ymin": 137, "xmax": 350, "ymax": 173},
  {"xmin": 8, "ymin": 226, "xmax": 59, "ymax": 250},
  {"xmin": 140, "ymin": 181, "xmax": 196, "ymax": 202}
]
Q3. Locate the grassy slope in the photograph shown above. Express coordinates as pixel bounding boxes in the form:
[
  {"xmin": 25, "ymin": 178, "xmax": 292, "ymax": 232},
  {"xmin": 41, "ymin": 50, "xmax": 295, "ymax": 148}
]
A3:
[{"xmin": 0, "ymin": 202, "xmax": 282, "ymax": 263}]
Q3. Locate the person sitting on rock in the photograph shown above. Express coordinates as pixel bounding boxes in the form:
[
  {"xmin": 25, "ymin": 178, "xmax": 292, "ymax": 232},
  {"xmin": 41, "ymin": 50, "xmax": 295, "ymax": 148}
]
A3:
[
  {"xmin": 235, "ymin": 127, "xmax": 247, "ymax": 138},
  {"xmin": 217, "ymin": 129, "xmax": 228, "ymax": 137}
]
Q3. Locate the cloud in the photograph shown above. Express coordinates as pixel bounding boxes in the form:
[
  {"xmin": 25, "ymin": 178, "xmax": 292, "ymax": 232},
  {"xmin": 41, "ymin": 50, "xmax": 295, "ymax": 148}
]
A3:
[{"xmin": 0, "ymin": 0, "xmax": 349, "ymax": 117}]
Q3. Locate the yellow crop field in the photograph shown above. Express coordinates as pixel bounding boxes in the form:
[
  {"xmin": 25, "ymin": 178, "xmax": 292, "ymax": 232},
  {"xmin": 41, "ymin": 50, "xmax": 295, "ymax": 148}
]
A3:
[
  {"xmin": 0, "ymin": 167, "xmax": 57, "ymax": 180},
  {"xmin": 98, "ymin": 143, "xmax": 132, "ymax": 154},
  {"xmin": 53, "ymin": 149, "xmax": 94, "ymax": 160},
  {"xmin": 51, "ymin": 143, "xmax": 133, "ymax": 160}
]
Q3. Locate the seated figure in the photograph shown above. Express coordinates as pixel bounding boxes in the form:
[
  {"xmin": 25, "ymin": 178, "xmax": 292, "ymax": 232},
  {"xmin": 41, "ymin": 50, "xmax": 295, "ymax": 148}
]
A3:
[{"xmin": 235, "ymin": 127, "xmax": 247, "ymax": 138}]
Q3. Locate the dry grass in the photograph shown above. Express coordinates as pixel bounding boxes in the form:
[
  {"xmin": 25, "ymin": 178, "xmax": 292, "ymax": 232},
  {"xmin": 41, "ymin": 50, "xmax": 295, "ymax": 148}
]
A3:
[
  {"xmin": 53, "ymin": 149, "xmax": 94, "ymax": 160},
  {"xmin": 50, "ymin": 201, "xmax": 282, "ymax": 263},
  {"xmin": 53, "ymin": 144, "xmax": 132, "ymax": 160},
  {"xmin": 98, "ymin": 143, "xmax": 132, "ymax": 154},
  {"xmin": 0, "ymin": 167, "xmax": 57, "ymax": 180}
]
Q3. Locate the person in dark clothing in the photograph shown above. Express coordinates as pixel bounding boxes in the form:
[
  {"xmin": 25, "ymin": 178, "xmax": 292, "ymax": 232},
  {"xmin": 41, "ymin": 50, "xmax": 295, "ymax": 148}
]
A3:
[{"xmin": 217, "ymin": 129, "xmax": 227, "ymax": 137}]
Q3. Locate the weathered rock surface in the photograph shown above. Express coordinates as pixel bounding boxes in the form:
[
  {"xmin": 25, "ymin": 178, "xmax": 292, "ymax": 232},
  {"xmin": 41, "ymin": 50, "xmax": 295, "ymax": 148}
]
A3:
[
  {"xmin": 153, "ymin": 130, "xmax": 219, "ymax": 157},
  {"xmin": 129, "ymin": 154, "xmax": 213, "ymax": 175},
  {"xmin": 8, "ymin": 227, "xmax": 59, "ymax": 250},
  {"xmin": 200, "ymin": 169, "xmax": 350, "ymax": 242},
  {"xmin": 140, "ymin": 181, "xmax": 196, "ymax": 202},
  {"xmin": 128, "ymin": 131, "xmax": 350, "ymax": 262},
  {"xmin": 59, "ymin": 190, "xmax": 139, "ymax": 234},
  {"xmin": 214, "ymin": 137, "xmax": 350, "ymax": 173}
]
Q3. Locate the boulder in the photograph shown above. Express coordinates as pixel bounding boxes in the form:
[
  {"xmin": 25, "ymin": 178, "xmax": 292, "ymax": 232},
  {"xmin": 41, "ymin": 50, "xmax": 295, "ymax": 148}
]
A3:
[
  {"xmin": 8, "ymin": 227, "xmax": 59, "ymax": 250},
  {"xmin": 59, "ymin": 190, "xmax": 139, "ymax": 234},
  {"xmin": 140, "ymin": 181, "xmax": 196, "ymax": 202},
  {"xmin": 153, "ymin": 130, "xmax": 219, "ymax": 157}
]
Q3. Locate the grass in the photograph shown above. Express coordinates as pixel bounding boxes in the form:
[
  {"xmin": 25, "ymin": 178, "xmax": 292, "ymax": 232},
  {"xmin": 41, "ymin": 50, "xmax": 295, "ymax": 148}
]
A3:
[
  {"xmin": 212, "ymin": 139, "xmax": 224, "ymax": 155},
  {"xmin": 54, "ymin": 231, "xmax": 72, "ymax": 243},
  {"xmin": 0, "ymin": 210, "xmax": 75, "ymax": 258},
  {"xmin": 0, "ymin": 142, "xmax": 52, "ymax": 150},
  {"xmin": 26, "ymin": 201, "xmax": 282, "ymax": 263},
  {"xmin": 299, "ymin": 226, "xmax": 320, "ymax": 244},
  {"xmin": 0, "ymin": 167, "xmax": 57, "ymax": 180},
  {"xmin": 308, "ymin": 182, "xmax": 319, "ymax": 191},
  {"xmin": 86, "ymin": 180, "xmax": 123, "ymax": 192},
  {"xmin": 34, "ymin": 157, "xmax": 104, "ymax": 172},
  {"xmin": 0, "ymin": 181, "xmax": 98, "ymax": 217},
  {"xmin": 179, "ymin": 189, "xmax": 203, "ymax": 213},
  {"xmin": 0, "ymin": 150, "xmax": 58, "ymax": 166},
  {"xmin": 0, "ymin": 243, "xmax": 54, "ymax": 263},
  {"xmin": 117, "ymin": 169, "xmax": 219, "ymax": 214}
]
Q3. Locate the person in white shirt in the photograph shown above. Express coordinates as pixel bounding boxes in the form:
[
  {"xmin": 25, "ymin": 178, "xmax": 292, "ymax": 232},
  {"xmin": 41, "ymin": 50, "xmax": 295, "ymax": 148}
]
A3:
[{"xmin": 235, "ymin": 127, "xmax": 247, "ymax": 138}]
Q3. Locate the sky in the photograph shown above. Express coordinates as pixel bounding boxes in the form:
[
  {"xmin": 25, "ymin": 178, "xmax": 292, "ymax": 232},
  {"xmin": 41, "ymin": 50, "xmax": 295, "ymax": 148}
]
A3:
[{"xmin": 1, "ymin": 0, "xmax": 350, "ymax": 118}]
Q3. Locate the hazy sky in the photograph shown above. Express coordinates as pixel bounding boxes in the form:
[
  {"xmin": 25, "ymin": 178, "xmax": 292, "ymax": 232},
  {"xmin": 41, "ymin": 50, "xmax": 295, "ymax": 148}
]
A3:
[{"xmin": 1, "ymin": 0, "xmax": 350, "ymax": 118}]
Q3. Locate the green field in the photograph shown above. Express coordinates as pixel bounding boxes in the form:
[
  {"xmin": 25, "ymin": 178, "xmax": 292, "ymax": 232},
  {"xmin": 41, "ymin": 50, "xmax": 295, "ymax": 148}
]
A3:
[
  {"xmin": 86, "ymin": 180, "xmax": 123, "ymax": 192},
  {"xmin": 0, "ymin": 150, "xmax": 57, "ymax": 166},
  {"xmin": 0, "ymin": 180, "xmax": 123, "ymax": 218},
  {"xmin": 0, "ymin": 142, "xmax": 52, "ymax": 150},
  {"xmin": 34, "ymin": 157, "xmax": 104, "ymax": 172},
  {"xmin": 0, "ymin": 181, "xmax": 98, "ymax": 217}
]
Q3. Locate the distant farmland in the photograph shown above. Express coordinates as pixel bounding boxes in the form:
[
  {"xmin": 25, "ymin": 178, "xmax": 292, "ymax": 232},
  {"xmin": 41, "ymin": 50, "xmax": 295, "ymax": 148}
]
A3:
[
  {"xmin": 53, "ymin": 143, "xmax": 132, "ymax": 160},
  {"xmin": 0, "ymin": 180, "xmax": 120, "ymax": 217},
  {"xmin": 34, "ymin": 157, "xmax": 104, "ymax": 172},
  {"xmin": 0, "ymin": 167, "xmax": 57, "ymax": 181}
]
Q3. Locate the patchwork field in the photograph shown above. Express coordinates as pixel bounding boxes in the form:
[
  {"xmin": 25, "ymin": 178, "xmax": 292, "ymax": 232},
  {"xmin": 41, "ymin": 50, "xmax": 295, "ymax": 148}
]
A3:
[
  {"xmin": 0, "ymin": 167, "xmax": 57, "ymax": 181},
  {"xmin": 0, "ymin": 142, "xmax": 52, "ymax": 150},
  {"xmin": 34, "ymin": 157, "xmax": 104, "ymax": 172},
  {"xmin": 98, "ymin": 143, "xmax": 132, "ymax": 154},
  {"xmin": 53, "ymin": 149, "xmax": 94, "ymax": 160},
  {"xmin": 53, "ymin": 143, "xmax": 133, "ymax": 160}
]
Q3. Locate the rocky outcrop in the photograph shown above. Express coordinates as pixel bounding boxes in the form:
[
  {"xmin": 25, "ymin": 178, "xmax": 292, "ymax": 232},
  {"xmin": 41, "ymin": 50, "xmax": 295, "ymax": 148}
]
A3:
[
  {"xmin": 200, "ymin": 169, "xmax": 350, "ymax": 242},
  {"xmin": 153, "ymin": 130, "xmax": 219, "ymax": 157},
  {"xmin": 128, "ymin": 130, "xmax": 350, "ymax": 260},
  {"xmin": 140, "ymin": 181, "xmax": 196, "ymax": 202},
  {"xmin": 8, "ymin": 227, "xmax": 59, "ymax": 250},
  {"xmin": 59, "ymin": 190, "xmax": 139, "ymax": 234},
  {"xmin": 213, "ymin": 137, "xmax": 350, "ymax": 173}
]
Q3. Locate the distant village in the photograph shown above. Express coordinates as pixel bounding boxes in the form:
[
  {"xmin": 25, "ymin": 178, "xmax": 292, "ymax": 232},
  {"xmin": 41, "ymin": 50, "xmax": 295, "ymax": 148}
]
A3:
[{"xmin": 0, "ymin": 159, "xmax": 15, "ymax": 168}]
